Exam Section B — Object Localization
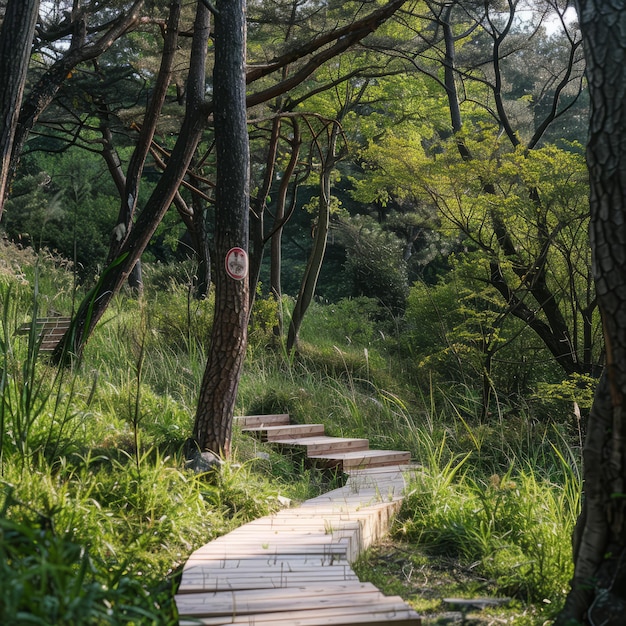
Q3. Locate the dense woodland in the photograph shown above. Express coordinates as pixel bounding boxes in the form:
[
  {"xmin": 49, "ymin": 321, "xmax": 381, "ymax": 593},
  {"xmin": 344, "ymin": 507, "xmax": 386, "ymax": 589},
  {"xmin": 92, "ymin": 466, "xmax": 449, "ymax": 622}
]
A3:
[{"xmin": 1, "ymin": 0, "xmax": 626, "ymax": 624}]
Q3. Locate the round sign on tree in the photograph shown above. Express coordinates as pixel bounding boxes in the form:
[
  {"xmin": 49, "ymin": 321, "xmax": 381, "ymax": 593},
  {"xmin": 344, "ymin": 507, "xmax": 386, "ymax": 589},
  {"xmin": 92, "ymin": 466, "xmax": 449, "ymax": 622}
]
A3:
[{"xmin": 225, "ymin": 247, "xmax": 248, "ymax": 280}]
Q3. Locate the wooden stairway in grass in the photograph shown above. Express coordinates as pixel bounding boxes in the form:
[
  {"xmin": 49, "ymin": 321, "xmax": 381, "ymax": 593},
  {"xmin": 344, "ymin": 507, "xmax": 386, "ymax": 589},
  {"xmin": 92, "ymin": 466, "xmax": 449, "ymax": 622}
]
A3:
[
  {"xmin": 176, "ymin": 464, "xmax": 421, "ymax": 625},
  {"xmin": 175, "ymin": 414, "xmax": 420, "ymax": 625},
  {"xmin": 16, "ymin": 317, "xmax": 72, "ymax": 353},
  {"xmin": 234, "ymin": 413, "xmax": 412, "ymax": 471}
]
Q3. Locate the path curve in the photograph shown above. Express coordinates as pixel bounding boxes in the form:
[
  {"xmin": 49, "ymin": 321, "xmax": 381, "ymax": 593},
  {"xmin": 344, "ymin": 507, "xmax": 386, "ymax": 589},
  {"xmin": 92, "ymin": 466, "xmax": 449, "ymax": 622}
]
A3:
[{"xmin": 175, "ymin": 464, "xmax": 422, "ymax": 625}]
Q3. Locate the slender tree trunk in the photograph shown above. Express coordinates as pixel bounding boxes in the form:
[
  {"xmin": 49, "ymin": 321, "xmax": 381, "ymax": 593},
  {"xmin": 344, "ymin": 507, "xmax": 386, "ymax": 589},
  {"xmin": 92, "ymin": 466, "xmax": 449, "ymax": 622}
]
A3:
[
  {"xmin": 287, "ymin": 121, "xmax": 339, "ymax": 352},
  {"xmin": 270, "ymin": 120, "xmax": 301, "ymax": 337},
  {"xmin": 108, "ymin": 0, "xmax": 181, "ymax": 294},
  {"xmin": 248, "ymin": 117, "xmax": 281, "ymax": 308},
  {"xmin": 557, "ymin": 2, "xmax": 626, "ymax": 623},
  {"xmin": 53, "ymin": 1, "xmax": 211, "ymax": 363},
  {"xmin": 191, "ymin": 191, "xmax": 212, "ymax": 300},
  {"xmin": 192, "ymin": 0, "xmax": 249, "ymax": 458},
  {"xmin": 0, "ymin": 0, "xmax": 39, "ymax": 217}
]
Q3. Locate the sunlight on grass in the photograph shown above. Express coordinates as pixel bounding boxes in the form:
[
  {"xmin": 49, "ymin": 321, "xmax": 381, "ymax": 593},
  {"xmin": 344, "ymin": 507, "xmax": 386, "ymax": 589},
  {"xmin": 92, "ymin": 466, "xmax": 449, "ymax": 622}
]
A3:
[{"xmin": 0, "ymin": 254, "xmax": 584, "ymax": 625}]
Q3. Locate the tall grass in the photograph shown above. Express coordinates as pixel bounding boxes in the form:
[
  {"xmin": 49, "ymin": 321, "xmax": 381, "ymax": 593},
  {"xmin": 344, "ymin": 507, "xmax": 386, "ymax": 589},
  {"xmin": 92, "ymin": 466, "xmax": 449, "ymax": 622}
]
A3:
[
  {"xmin": 0, "ymin": 250, "xmax": 584, "ymax": 624},
  {"xmin": 239, "ymin": 304, "xmax": 583, "ymax": 619},
  {"xmin": 0, "ymin": 270, "xmax": 327, "ymax": 624}
]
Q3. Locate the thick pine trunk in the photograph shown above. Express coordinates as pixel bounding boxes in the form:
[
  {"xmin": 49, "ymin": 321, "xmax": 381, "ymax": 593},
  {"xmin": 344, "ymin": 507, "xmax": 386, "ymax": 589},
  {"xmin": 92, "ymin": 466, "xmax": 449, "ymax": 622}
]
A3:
[
  {"xmin": 192, "ymin": 0, "xmax": 249, "ymax": 458},
  {"xmin": 557, "ymin": 1, "xmax": 626, "ymax": 623}
]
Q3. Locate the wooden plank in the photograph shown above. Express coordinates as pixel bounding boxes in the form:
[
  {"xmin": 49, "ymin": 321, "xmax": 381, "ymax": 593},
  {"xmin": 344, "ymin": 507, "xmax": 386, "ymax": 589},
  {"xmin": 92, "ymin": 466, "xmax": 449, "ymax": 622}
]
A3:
[
  {"xmin": 242, "ymin": 423, "xmax": 326, "ymax": 441},
  {"xmin": 179, "ymin": 603, "xmax": 421, "ymax": 625},
  {"xmin": 179, "ymin": 572, "xmax": 360, "ymax": 588},
  {"xmin": 233, "ymin": 414, "xmax": 291, "ymax": 428},
  {"xmin": 178, "ymin": 583, "xmax": 381, "ymax": 601},
  {"xmin": 177, "ymin": 588, "xmax": 399, "ymax": 616},
  {"xmin": 272, "ymin": 436, "xmax": 370, "ymax": 456},
  {"xmin": 250, "ymin": 514, "xmax": 366, "ymax": 528},
  {"xmin": 183, "ymin": 544, "xmax": 350, "ymax": 557},
  {"xmin": 182, "ymin": 554, "xmax": 350, "ymax": 567},
  {"xmin": 185, "ymin": 559, "xmax": 353, "ymax": 580},
  {"xmin": 309, "ymin": 449, "xmax": 411, "ymax": 470}
]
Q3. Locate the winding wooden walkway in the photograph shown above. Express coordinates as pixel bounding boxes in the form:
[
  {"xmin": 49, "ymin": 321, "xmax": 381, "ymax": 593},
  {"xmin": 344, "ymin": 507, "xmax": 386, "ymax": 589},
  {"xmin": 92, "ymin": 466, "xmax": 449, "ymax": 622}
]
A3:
[{"xmin": 175, "ymin": 415, "xmax": 421, "ymax": 625}]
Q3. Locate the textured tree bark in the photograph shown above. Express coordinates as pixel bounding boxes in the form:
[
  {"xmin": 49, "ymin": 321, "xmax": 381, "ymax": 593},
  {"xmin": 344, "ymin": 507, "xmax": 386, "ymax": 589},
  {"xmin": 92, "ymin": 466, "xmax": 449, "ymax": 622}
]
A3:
[
  {"xmin": 192, "ymin": 0, "xmax": 249, "ymax": 458},
  {"xmin": 107, "ymin": 1, "xmax": 181, "ymax": 264},
  {"xmin": 557, "ymin": 1, "xmax": 626, "ymax": 623},
  {"xmin": 0, "ymin": 0, "xmax": 40, "ymax": 217}
]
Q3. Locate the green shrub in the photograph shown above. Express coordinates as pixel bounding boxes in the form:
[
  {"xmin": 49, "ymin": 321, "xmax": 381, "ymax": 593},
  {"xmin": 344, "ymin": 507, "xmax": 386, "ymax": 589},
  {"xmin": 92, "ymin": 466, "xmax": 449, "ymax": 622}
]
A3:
[
  {"xmin": 0, "ymin": 489, "xmax": 174, "ymax": 625},
  {"xmin": 395, "ymin": 457, "xmax": 579, "ymax": 603}
]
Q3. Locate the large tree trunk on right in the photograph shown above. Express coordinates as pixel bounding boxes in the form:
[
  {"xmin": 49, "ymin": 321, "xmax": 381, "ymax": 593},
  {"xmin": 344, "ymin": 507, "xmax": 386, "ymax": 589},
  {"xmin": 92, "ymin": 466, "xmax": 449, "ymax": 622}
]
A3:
[
  {"xmin": 0, "ymin": 0, "xmax": 39, "ymax": 217},
  {"xmin": 557, "ymin": 1, "xmax": 626, "ymax": 623}
]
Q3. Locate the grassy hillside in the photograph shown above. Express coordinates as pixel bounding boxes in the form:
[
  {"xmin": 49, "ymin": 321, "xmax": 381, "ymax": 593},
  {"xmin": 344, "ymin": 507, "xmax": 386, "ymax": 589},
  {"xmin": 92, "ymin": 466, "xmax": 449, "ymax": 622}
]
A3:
[{"xmin": 0, "ymin": 242, "xmax": 581, "ymax": 624}]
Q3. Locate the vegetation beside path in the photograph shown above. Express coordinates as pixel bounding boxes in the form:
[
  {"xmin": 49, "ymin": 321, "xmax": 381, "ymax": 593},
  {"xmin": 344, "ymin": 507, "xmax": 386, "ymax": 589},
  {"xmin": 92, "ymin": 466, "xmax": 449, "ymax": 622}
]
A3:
[{"xmin": 1, "ymin": 246, "xmax": 580, "ymax": 624}]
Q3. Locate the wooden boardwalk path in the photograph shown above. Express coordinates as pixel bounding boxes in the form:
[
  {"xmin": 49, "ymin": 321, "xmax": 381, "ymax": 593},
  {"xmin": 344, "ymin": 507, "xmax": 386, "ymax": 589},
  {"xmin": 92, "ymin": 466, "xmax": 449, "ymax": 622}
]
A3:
[{"xmin": 175, "ymin": 415, "xmax": 421, "ymax": 625}]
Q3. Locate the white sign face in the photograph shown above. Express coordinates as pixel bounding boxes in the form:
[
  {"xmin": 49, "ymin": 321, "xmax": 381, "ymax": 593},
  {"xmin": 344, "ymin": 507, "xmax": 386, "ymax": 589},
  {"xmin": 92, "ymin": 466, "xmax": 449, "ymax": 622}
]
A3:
[{"xmin": 225, "ymin": 247, "xmax": 248, "ymax": 280}]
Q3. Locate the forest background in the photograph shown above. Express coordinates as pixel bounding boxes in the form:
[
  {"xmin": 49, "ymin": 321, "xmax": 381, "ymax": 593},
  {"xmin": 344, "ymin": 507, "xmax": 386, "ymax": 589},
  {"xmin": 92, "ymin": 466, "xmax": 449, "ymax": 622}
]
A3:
[{"xmin": 0, "ymin": 1, "xmax": 594, "ymax": 624}]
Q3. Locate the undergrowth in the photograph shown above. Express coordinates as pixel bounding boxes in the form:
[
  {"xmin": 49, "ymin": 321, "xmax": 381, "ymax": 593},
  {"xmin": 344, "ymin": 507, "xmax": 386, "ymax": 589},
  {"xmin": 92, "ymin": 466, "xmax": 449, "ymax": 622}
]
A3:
[{"xmin": 0, "ymin": 247, "xmax": 584, "ymax": 625}]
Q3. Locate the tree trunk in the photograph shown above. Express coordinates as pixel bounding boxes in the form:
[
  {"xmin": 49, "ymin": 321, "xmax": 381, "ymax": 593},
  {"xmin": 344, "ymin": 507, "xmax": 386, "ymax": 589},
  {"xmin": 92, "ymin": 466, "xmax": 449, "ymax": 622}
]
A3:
[
  {"xmin": 191, "ymin": 190, "xmax": 212, "ymax": 300},
  {"xmin": 107, "ymin": 0, "xmax": 181, "ymax": 295},
  {"xmin": 7, "ymin": 1, "xmax": 145, "ymax": 204},
  {"xmin": 270, "ymin": 119, "xmax": 301, "ymax": 337},
  {"xmin": 556, "ymin": 1, "xmax": 626, "ymax": 623},
  {"xmin": 192, "ymin": 0, "xmax": 249, "ymax": 458},
  {"xmin": 248, "ymin": 116, "xmax": 281, "ymax": 309},
  {"xmin": 53, "ymin": 1, "xmax": 211, "ymax": 363},
  {"xmin": 0, "ymin": 0, "xmax": 40, "ymax": 217},
  {"xmin": 287, "ymin": 121, "xmax": 339, "ymax": 352},
  {"xmin": 108, "ymin": 0, "xmax": 180, "ymax": 261}
]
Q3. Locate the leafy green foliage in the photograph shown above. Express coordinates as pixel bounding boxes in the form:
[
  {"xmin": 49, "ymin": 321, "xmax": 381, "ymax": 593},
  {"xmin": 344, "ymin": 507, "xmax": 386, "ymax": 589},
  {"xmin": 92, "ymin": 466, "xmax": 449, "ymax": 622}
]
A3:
[
  {"xmin": 394, "ymin": 460, "xmax": 578, "ymax": 603},
  {"xmin": 0, "ymin": 239, "xmax": 588, "ymax": 624},
  {"xmin": 0, "ymin": 503, "xmax": 168, "ymax": 626},
  {"xmin": 4, "ymin": 152, "xmax": 119, "ymax": 280}
]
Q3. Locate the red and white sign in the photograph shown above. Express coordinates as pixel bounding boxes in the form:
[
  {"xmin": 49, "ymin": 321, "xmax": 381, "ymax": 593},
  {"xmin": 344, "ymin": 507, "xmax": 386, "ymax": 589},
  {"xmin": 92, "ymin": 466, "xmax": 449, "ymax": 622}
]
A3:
[{"xmin": 225, "ymin": 247, "xmax": 248, "ymax": 280}]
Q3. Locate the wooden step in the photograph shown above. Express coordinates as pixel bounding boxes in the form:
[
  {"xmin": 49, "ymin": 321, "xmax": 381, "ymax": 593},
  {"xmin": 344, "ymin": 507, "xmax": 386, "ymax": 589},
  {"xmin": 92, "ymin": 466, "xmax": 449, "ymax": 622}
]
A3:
[
  {"xmin": 180, "ymin": 606, "xmax": 421, "ymax": 625},
  {"xmin": 242, "ymin": 423, "xmax": 325, "ymax": 442},
  {"xmin": 177, "ymin": 583, "xmax": 384, "ymax": 616},
  {"xmin": 177, "ymin": 583, "xmax": 421, "ymax": 624},
  {"xmin": 309, "ymin": 449, "xmax": 411, "ymax": 470},
  {"xmin": 234, "ymin": 414, "xmax": 291, "ymax": 428},
  {"xmin": 270, "ymin": 435, "xmax": 370, "ymax": 456},
  {"xmin": 17, "ymin": 317, "xmax": 72, "ymax": 353},
  {"xmin": 179, "ymin": 597, "xmax": 421, "ymax": 625}
]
